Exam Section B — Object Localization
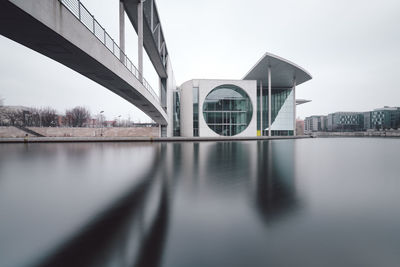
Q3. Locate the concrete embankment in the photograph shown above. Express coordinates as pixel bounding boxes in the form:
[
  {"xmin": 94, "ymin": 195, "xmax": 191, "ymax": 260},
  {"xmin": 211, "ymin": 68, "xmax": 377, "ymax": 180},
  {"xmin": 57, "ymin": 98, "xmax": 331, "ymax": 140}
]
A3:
[
  {"xmin": 0, "ymin": 126, "xmax": 159, "ymax": 138},
  {"xmin": 0, "ymin": 135, "xmax": 311, "ymax": 143},
  {"xmin": 312, "ymin": 131, "xmax": 400, "ymax": 137}
]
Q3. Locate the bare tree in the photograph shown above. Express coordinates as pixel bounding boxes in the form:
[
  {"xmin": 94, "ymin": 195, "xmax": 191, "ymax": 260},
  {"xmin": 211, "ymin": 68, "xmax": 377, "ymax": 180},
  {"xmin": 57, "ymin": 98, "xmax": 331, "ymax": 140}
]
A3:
[
  {"xmin": 0, "ymin": 106, "xmax": 30, "ymax": 126},
  {"xmin": 1, "ymin": 110, "xmax": 18, "ymax": 126},
  {"xmin": 65, "ymin": 106, "xmax": 91, "ymax": 127},
  {"xmin": 0, "ymin": 106, "xmax": 59, "ymax": 127},
  {"xmin": 40, "ymin": 107, "xmax": 58, "ymax": 127},
  {"xmin": 27, "ymin": 108, "xmax": 41, "ymax": 127},
  {"xmin": 0, "ymin": 98, "xmax": 6, "ymax": 125},
  {"xmin": 63, "ymin": 111, "xmax": 73, "ymax": 127},
  {"xmin": 0, "ymin": 108, "xmax": 6, "ymax": 126},
  {"xmin": 14, "ymin": 110, "xmax": 27, "ymax": 126}
]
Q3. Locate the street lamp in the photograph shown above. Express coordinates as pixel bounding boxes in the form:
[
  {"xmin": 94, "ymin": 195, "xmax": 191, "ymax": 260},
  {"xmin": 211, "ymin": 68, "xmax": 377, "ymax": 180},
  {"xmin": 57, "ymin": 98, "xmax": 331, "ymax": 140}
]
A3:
[{"xmin": 100, "ymin": 110, "xmax": 104, "ymax": 136}]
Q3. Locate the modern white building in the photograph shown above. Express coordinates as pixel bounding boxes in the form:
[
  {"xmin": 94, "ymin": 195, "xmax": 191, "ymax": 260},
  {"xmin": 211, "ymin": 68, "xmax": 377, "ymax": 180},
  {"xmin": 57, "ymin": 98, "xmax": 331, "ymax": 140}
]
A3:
[{"xmin": 174, "ymin": 52, "xmax": 312, "ymax": 137}]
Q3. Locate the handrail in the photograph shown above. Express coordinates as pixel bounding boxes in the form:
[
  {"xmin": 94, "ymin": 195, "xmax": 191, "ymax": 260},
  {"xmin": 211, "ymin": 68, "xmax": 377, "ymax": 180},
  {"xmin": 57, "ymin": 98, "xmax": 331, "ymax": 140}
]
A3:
[{"xmin": 59, "ymin": 0, "xmax": 161, "ymax": 106}]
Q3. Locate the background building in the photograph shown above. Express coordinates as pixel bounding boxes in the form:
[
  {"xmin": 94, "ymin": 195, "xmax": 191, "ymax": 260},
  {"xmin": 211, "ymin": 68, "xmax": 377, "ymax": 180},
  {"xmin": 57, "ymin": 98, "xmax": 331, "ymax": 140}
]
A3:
[
  {"xmin": 326, "ymin": 112, "xmax": 364, "ymax": 132},
  {"xmin": 305, "ymin": 106, "xmax": 400, "ymax": 133},
  {"xmin": 363, "ymin": 111, "xmax": 372, "ymax": 130},
  {"xmin": 305, "ymin": 115, "xmax": 326, "ymax": 133},
  {"xmin": 296, "ymin": 119, "xmax": 305, "ymax": 135},
  {"xmin": 370, "ymin": 107, "xmax": 400, "ymax": 130}
]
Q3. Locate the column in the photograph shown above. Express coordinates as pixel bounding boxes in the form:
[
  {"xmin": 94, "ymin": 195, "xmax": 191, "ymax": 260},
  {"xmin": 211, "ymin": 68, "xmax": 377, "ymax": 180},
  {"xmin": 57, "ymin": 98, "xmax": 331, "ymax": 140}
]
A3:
[
  {"xmin": 259, "ymin": 80, "xmax": 263, "ymax": 136},
  {"xmin": 268, "ymin": 65, "xmax": 272, "ymax": 137},
  {"xmin": 293, "ymin": 78, "xmax": 297, "ymax": 136},
  {"xmin": 150, "ymin": 0, "xmax": 154, "ymax": 30},
  {"xmin": 138, "ymin": 0, "xmax": 144, "ymax": 82},
  {"xmin": 119, "ymin": 0, "xmax": 125, "ymax": 62}
]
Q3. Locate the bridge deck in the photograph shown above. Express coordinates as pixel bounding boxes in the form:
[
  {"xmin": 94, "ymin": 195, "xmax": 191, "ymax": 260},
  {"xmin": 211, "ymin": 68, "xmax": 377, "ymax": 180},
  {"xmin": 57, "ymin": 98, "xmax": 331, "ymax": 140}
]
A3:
[{"xmin": 0, "ymin": 0, "xmax": 168, "ymax": 124}]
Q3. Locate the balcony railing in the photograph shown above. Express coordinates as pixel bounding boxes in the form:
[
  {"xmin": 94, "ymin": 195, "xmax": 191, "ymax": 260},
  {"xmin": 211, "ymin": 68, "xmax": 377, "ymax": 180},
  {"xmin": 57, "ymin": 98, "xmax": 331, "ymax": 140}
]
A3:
[{"xmin": 59, "ymin": 0, "xmax": 160, "ymax": 105}]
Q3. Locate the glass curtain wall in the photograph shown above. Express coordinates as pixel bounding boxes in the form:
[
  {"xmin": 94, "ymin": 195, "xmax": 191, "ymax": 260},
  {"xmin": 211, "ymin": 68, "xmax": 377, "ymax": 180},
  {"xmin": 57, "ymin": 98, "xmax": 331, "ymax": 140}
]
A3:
[
  {"xmin": 203, "ymin": 85, "xmax": 253, "ymax": 136},
  {"xmin": 173, "ymin": 91, "xmax": 180, "ymax": 136},
  {"xmin": 193, "ymin": 87, "xmax": 199, "ymax": 136},
  {"xmin": 257, "ymin": 88, "xmax": 293, "ymax": 136}
]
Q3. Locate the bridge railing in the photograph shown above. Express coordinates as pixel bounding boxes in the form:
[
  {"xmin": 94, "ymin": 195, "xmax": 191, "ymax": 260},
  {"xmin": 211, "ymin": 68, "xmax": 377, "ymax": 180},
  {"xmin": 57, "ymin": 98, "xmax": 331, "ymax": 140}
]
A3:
[{"xmin": 59, "ymin": 0, "xmax": 161, "ymax": 106}]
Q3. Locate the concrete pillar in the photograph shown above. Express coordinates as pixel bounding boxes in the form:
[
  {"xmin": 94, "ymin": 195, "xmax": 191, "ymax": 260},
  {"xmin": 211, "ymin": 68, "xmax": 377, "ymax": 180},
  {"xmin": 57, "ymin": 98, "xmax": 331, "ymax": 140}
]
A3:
[
  {"xmin": 150, "ymin": 0, "xmax": 154, "ymax": 30},
  {"xmin": 259, "ymin": 80, "xmax": 263, "ymax": 136},
  {"xmin": 293, "ymin": 78, "xmax": 297, "ymax": 136},
  {"xmin": 138, "ymin": 0, "xmax": 144, "ymax": 82},
  {"xmin": 119, "ymin": 0, "xmax": 125, "ymax": 62},
  {"xmin": 268, "ymin": 65, "xmax": 272, "ymax": 137}
]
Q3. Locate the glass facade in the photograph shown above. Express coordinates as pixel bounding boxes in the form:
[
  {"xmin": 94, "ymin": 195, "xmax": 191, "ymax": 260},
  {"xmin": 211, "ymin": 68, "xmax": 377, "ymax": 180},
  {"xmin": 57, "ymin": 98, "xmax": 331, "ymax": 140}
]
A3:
[
  {"xmin": 257, "ymin": 88, "xmax": 293, "ymax": 136},
  {"xmin": 271, "ymin": 130, "xmax": 293, "ymax": 136},
  {"xmin": 203, "ymin": 85, "xmax": 253, "ymax": 136},
  {"xmin": 193, "ymin": 87, "xmax": 199, "ymax": 136},
  {"xmin": 173, "ymin": 90, "xmax": 180, "ymax": 136},
  {"xmin": 371, "ymin": 109, "xmax": 400, "ymax": 130},
  {"xmin": 327, "ymin": 112, "xmax": 364, "ymax": 131}
]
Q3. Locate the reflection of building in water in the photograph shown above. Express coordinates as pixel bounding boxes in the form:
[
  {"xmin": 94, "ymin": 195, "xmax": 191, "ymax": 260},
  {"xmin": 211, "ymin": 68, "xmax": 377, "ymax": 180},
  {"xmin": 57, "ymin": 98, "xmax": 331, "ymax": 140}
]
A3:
[
  {"xmin": 178, "ymin": 140, "xmax": 299, "ymax": 225},
  {"xmin": 254, "ymin": 140, "xmax": 298, "ymax": 223}
]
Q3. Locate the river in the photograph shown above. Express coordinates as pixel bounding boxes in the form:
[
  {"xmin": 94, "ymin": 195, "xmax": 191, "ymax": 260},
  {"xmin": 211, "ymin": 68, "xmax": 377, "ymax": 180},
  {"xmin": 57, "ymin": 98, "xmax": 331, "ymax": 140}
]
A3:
[{"xmin": 0, "ymin": 138, "xmax": 399, "ymax": 267}]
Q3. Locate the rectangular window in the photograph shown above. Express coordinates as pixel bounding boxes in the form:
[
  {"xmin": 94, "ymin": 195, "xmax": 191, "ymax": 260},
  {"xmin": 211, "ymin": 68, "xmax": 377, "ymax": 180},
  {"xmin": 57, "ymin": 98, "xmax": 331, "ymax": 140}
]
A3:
[{"xmin": 215, "ymin": 112, "xmax": 222, "ymax": 124}]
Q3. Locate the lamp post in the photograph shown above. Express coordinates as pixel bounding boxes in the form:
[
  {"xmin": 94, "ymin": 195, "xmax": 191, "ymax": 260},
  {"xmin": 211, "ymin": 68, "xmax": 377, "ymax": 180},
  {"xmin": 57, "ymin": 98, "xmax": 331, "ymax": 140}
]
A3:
[{"xmin": 100, "ymin": 110, "xmax": 104, "ymax": 136}]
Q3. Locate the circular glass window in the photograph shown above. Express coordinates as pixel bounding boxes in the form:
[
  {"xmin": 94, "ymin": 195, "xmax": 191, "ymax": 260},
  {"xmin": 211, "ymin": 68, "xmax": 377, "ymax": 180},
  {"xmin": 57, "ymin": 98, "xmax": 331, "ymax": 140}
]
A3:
[{"xmin": 203, "ymin": 84, "xmax": 253, "ymax": 136}]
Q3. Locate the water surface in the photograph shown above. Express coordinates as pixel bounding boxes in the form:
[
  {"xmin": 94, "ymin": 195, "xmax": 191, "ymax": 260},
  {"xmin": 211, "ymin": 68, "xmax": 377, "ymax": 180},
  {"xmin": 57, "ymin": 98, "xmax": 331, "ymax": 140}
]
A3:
[{"xmin": 0, "ymin": 138, "xmax": 399, "ymax": 267}]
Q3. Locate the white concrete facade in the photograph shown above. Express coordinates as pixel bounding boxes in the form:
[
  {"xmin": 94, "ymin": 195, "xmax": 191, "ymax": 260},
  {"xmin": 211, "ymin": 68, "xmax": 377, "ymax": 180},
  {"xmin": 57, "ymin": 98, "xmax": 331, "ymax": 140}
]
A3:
[
  {"xmin": 165, "ymin": 57, "xmax": 176, "ymax": 137},
  {"xmin": 179, "ymin": 79, "xmax": 257, "ymax": 137}
]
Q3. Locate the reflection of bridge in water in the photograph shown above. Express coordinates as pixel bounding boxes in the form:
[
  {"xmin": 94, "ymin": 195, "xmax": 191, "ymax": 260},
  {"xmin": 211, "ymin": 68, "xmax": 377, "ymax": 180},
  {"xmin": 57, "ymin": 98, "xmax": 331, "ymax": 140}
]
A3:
[
  {"xmin": 0, "ymin": 0, "xmax": 174, "ymax": 127},
  {"xmin": 0, "ymin": 141, "xmax": 301, "ymax": 267},
  {"xmin": 37, "ymin": 144, "xmax": 172, "ymax": 267},
  {"xmin": 37, "ymin": 141, "xmax": 299, "ymax": 267}
]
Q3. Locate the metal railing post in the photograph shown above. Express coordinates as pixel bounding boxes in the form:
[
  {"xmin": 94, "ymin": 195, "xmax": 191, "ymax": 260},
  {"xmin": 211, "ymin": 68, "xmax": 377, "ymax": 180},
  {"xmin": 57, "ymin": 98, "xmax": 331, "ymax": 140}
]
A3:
[{"xmin": 78, "ymin": 1, "xmax": 81, "ymax": 20}]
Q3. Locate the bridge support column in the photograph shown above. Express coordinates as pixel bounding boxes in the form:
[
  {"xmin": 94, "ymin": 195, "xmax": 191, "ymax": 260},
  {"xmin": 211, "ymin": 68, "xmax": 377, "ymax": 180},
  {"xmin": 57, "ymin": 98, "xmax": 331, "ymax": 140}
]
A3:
[
  {"xmin": 293, "ymin": 78, "xmax": 296, "ymax": 136},
  {"xmin": 259, "ymin": 80, "xmax": 263, "ymax": 136},
  {"xmin": 138, "ymin": 0, "xmax": 144, "ymax": 82},
  {"xmin": 119, "ymin": 0, "xmax": 125, "ymax": 62},
  {"xmin": 268, "ymin": 65, "xmax": 272, "ymax": 137}
]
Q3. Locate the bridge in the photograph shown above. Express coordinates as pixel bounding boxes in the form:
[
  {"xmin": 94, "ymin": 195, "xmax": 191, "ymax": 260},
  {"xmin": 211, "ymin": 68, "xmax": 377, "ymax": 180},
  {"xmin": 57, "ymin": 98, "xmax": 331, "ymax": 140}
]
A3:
[{"xmin": 0, "ymin": 0, "xmax": 174, "ymax": 130}]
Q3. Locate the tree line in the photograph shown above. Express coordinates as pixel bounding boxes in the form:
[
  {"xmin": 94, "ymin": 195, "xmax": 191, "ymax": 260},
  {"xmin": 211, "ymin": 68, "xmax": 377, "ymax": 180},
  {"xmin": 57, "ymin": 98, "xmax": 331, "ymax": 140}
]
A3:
[{"xmin": 0, "ymin": 106, "xmax": 92, "ymax": 127}]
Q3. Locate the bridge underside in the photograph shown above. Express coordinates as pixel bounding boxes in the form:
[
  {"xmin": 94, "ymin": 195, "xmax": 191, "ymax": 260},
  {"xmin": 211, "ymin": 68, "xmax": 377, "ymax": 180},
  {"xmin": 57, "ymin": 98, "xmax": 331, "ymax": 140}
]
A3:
[{"xmin": 0, "ymin": 0, "xmax": 168, "ymax": 125}]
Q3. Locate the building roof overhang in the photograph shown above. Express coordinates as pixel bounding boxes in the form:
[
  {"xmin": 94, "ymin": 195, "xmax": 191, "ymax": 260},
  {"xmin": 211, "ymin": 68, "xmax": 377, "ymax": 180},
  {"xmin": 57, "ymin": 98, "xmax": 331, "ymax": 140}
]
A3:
[
  {"xmin": 242, "ymin": 52, "xmax": 312, "ymax": 88},
  {"xmin": 296, "ymin": 99, "xmax": 312, "ymax": 105}
]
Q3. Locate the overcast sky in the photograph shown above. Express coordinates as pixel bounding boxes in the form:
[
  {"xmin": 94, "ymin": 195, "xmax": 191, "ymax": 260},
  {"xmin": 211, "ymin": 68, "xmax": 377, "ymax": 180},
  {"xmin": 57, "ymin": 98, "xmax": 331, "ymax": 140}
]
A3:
[{"xmin": 1, "ymin": 0, "xmax": 400, "ymax": 121}]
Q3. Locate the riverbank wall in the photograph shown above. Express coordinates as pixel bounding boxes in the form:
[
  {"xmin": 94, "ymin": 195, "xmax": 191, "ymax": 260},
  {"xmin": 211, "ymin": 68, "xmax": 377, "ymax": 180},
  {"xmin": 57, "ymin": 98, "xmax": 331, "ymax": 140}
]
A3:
[
  {"xmin": 0, "ymin": 135, "xmax": 311, "ymax": 143},
  {"xmin": 311, "ymin": 131, "xmax": 400, "ymax": 137},
  {"xmin": 0, "ymin": 126, "xmax": 159, "ymax": 138}
]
